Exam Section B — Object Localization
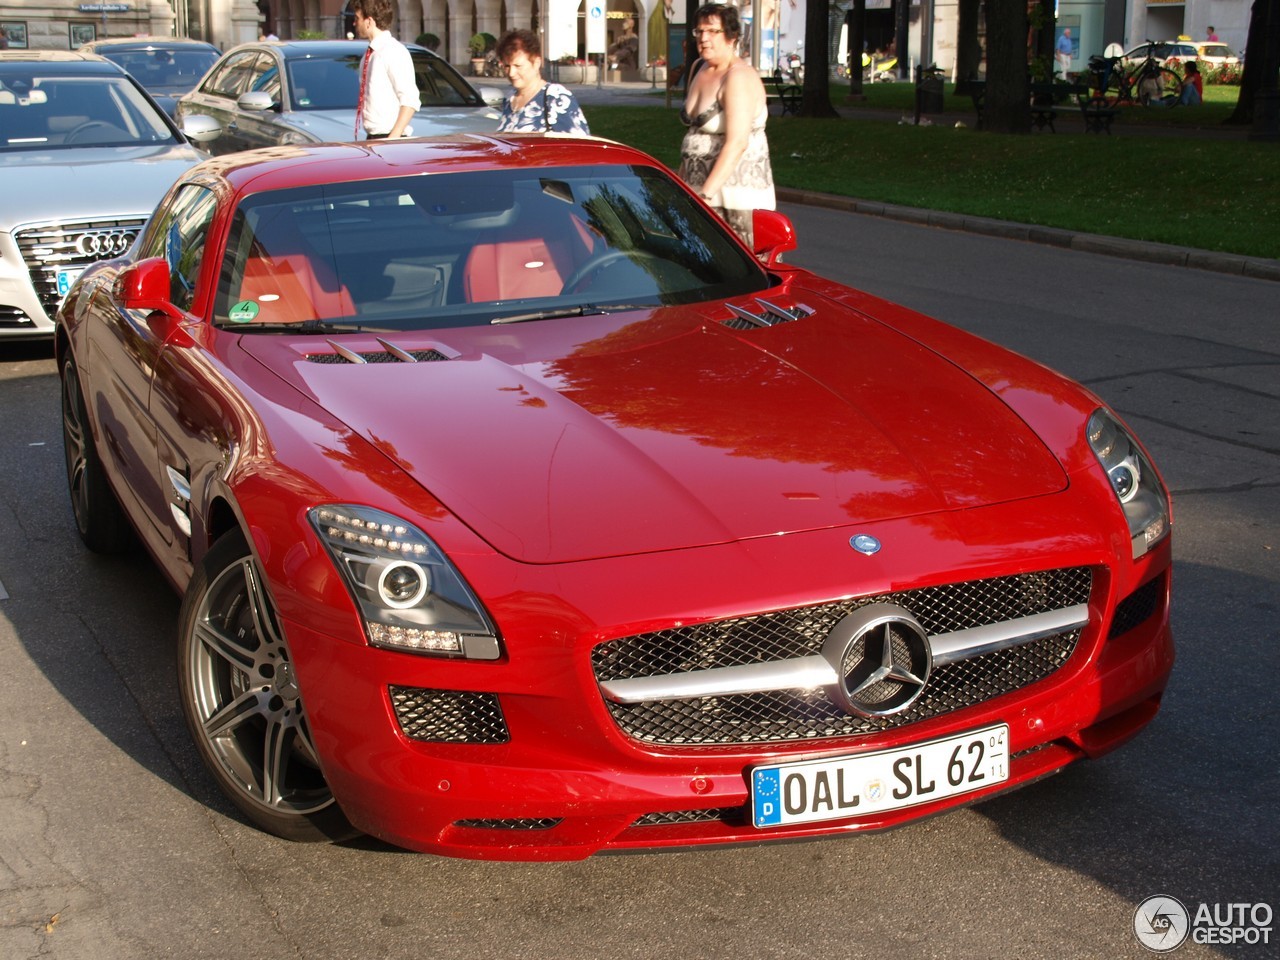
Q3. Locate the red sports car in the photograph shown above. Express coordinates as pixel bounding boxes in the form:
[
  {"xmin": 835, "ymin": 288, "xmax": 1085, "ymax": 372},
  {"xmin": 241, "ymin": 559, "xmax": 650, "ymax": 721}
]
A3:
[{"xmin": 56, "ymin": 135, "xmax": 1173, "ymax": 860}]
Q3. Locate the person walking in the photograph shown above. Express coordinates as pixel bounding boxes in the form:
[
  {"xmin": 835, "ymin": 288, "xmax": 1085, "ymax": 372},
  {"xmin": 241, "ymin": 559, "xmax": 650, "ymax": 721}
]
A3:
[
  {"xmin": 1055, "ymin": 28, "xmax": 1073, "ymax": 77},
  {"xmin": 1205, "ymin": 25, "xmax": 1219, "ymax": 42},
  {"xmin": 494, "ymin": 29, "xmax": 590, "ymax": 135},
  {"xmin": 678, "ymin": 2, "xmax": 775, "ymax": 247},
  {"xmin": 352, "ymin": 0, "xmax": 420, "ymax": 140}
]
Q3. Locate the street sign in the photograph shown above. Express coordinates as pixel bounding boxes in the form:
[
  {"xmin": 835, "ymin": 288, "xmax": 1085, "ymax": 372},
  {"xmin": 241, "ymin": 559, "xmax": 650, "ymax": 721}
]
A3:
[
  {"xmin": 586, "ymin": 1, "xmax": 605, "ymax": 55},
  {"xmin": 78, "ymin": 4, "xmax": 130, "ymax": 11}
]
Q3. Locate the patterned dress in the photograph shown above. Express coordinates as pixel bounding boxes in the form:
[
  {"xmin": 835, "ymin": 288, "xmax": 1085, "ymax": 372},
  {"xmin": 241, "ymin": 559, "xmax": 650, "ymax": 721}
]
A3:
[
  {"xmin": 679, "ymin": 101, "xmax": 775, "ymax": 246},
  {"xmin": 498, "ymin": 83, "xmax": 591, "ymax": 136}
]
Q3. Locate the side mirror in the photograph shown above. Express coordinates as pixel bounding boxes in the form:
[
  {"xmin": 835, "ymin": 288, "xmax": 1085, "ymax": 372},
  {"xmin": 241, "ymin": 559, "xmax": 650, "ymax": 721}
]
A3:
[
  {"xmin": 752, "ymin": 209, "xmax": 798, "ymax": 267},
  {"xmin": 115, "ymin": 257, "xmax": 175, "ymax": 313},
  {"xmin": 181, "ymin": 113, "xmax": 222, "ymax": 143},
  {"xmin": 473, "ymin": 84, "xmax": 507, "ymax": 108},
  {"xmin": 237, "ymin": 90, "xmax": 276, "ymax": 112}
]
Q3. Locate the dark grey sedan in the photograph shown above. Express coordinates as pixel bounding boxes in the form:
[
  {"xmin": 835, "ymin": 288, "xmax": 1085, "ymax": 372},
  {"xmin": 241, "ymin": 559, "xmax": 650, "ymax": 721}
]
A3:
[
  {"xmin": 175, "ymin": 39, "xmax": 501, "ymax": 154},
  {"xmin": 78, "ymin": 36, "xmax": 220, "ymax": 118}
]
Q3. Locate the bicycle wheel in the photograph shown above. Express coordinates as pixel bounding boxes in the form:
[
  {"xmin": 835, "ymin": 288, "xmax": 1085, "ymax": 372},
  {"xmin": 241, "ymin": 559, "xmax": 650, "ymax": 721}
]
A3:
[{"xmin": 1132, "ymin": 66, "xmax": 1183, "ymax": 106}]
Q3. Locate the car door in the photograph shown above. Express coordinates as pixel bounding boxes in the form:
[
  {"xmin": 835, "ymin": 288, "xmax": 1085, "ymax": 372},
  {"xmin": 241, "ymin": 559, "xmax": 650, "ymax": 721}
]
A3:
[
  {"xmin": 229, "ymin": 51, "xmax": 290, "ymax": 150},
  {"xmin": 179, "ymin": 49, "xmax": 261, "ymax": 155},
  {"xmin": 128, "ymin": 182, "xmax": 221, "ymax": 575}
]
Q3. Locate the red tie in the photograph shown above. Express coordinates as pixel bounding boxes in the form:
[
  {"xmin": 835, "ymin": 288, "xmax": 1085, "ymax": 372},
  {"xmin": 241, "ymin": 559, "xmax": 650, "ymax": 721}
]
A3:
[{"xmin": 355, "ymin": 47, "xmax": 371, "ymax": 139}]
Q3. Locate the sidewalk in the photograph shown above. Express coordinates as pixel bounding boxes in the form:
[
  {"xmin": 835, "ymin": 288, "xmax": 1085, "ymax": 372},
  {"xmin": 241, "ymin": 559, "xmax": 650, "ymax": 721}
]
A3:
[{"xmin": 562, "ymin": 78, "xmax": 1280, "ymax": 281}]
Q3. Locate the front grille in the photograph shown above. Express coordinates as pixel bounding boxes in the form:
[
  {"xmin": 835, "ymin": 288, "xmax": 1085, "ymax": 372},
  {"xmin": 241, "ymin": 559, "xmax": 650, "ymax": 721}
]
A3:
[
  {"xmin": 389, "ymin": 686, "xmax": 510, "ymax": 743},
  {"xmin": 14, "ymin": 218, "xmax": 148, "ymax": 321},
  {"xmin": 455, "ymin": 818, "xmax": 562, "ymax": 831},
  {"xmin": 593, "ymin": 568, "xmax": 1092, "ymax": 746},
  {"xmin": 633, "ymin": 808, "xmax": 742, "ymax": 827},
  {"xmin": 1108, "ymin": 575, "xmax": 1163, "ymax": 639}
]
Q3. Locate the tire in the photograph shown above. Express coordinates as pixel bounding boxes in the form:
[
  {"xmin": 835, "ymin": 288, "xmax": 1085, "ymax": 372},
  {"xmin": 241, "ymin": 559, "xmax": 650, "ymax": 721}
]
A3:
[
  {"xmin": 1132, "ymin": 65, "xmax": 1182, "ymax": 106},
  {"xmin": 61, "ymin": 355, "xmax": 134, "ymax": 554},
  {"xmin": 177, "ymin": 529, "xmax": 359, "ymax": 842}
]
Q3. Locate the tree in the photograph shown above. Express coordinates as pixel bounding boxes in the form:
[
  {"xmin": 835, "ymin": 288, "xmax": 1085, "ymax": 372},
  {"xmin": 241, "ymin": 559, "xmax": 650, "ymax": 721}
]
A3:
[
  {"xmin": 845, "ymin": 0, "xmax": 866, "ymax": 101},
  {"xmin": 954, "ymin": 0, "xmax": 982, "ymax": 96},
  {"xmin": 981, "ymin": 0, "xmax": 1030, "ymax": 132},
  {"xmin": 1226, "ymin": 0, "xmax": 1280, "ymax": 137},
  {"xmin": 799, "ymin": 0, "xmax": 839, "ymax": 117}
]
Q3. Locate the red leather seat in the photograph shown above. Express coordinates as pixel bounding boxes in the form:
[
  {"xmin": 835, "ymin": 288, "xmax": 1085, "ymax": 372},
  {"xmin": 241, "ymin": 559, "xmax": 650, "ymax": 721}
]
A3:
[
  {"xmin": 236, "ymin": 213, "xmax": 354, "ymax": 323},
  {"xmin": 463, "ymin": 237, "xmax": 569, "ymax": 302}
]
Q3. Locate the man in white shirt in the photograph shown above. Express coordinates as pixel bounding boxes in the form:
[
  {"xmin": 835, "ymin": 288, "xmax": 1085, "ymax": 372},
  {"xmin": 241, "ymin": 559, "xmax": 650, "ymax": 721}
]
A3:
[{"xmin": 352, "ymin": 0, "xmax": 421, "ymax": 139}]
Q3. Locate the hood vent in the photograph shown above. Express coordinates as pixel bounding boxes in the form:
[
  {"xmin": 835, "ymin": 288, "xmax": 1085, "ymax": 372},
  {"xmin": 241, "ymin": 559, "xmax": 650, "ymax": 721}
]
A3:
[
  {"xmin": 720, "ymin": 298, "xmax": 815, "ymax": 331},
  {"xmin": 306, "ymin": 338, "xmax": 454, "ymax": 365}
]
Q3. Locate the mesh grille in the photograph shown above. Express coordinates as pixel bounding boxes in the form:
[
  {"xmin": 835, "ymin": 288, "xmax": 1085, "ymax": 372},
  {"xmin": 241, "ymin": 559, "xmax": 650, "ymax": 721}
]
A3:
[
  {"xmin": 455, "ymin": 818, "xmax": 562, "ymax": 831},
  {"xmin": 389, "ymin": 686, "xmax": 509, "ymax": 743},
  {"xmin": 593, "ymin": 568, "xmax": 1091, "ymax": 746},
  {"xmin": 633, "ymin": 808, "xmax": 742, "ymax": 827},
  {"xmin": 1108, "ymin": 575, "xmax": 1162, "ymax": 639},
  {"xmin": 305, "ymin": 349, "xmax": 452, "ymax": 364},
  {"xmin": 14, "ymin": 218, "xmax": 148, "ymax": 321}
]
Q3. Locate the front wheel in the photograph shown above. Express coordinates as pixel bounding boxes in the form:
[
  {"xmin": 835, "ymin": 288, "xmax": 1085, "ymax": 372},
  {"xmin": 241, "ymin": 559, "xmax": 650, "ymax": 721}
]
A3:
[
  {"xmin": 177, "ymin": 529, "xmax": 359, "ymax": 842},
  {"xmin": 61, "ymin": 355, "xmax": 133, "ymax": 554}
]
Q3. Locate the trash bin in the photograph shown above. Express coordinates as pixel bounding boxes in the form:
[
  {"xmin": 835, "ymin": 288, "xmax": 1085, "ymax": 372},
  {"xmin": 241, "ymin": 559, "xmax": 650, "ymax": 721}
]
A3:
[{"xmin": 915, "ymin": 64, "xmax": 945, "ymax": 115}]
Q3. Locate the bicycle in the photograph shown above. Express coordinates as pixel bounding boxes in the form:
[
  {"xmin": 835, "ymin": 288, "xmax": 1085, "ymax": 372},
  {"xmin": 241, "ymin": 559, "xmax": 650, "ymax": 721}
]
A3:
[{"xmin": 1088, "ymin": 42, "xmax": 1182, "ymax": 106}]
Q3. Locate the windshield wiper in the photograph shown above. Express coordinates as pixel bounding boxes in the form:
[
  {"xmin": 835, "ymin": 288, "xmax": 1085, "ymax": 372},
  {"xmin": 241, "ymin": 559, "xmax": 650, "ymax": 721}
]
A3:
[
  {"xmin": 489, "ymin": 303, "xmax": 655, "ymax": 325},
  {"xmin": 220, "ymin": 320, "xmax": 381, "ymax": 334},
  {"xmin": 490, "ymin": 306, "xmax": 595, "ymax": 325}
]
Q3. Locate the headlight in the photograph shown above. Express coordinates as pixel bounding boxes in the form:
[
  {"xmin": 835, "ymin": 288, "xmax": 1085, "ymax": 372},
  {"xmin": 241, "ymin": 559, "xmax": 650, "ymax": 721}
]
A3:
[
  {"xmin": 1087, "ymin": 409, "xmax": 1170, "ymax": 559},
  {"xmin": 309, "ymin": 505, "xmax": 500, "ymax": 660}
]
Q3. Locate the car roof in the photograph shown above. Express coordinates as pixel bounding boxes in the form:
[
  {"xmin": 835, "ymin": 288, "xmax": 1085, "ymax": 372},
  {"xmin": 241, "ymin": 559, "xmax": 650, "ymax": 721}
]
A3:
[
  {"xmin": 223, "ymin": 39, "xmax": 439, "ymax": 59},
  {"xmin": 81, "ymin": 36, "xmax": 218, "ymax": 52},
  {"xmin": 188, "ymin": 135, "xmax": 651, "ymax": 196},
  {"xmin": 0, "ymin": 50, "xmax": 128, "ymax": 75}
]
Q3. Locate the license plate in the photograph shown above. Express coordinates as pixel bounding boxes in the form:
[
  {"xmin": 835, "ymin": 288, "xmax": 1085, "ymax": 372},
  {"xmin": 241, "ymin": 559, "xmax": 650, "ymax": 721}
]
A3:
[
  {"xmin": 57, "ymin": 267, "xmax": 85, "ymax": 299},
  {"xmin": 750, "ymin": 724, "xmax": 1009, "ymax": 828}
]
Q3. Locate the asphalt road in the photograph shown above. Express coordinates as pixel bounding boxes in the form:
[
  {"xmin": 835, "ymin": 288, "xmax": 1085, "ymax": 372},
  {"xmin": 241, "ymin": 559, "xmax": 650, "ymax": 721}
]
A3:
[{"xmin": 1, "ymin": 206, "xmax": 1276, "ymax": 960}]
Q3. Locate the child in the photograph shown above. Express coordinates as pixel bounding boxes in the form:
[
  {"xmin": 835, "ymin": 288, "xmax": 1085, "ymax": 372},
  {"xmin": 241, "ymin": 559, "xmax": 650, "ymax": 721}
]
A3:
[{"xmin": 1180, "ymin": 60, "xmax": 1203, "ymax": 105}]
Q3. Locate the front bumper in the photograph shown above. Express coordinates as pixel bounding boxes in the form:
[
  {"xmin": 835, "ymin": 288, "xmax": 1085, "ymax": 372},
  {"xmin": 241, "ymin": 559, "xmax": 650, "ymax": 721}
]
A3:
[{"xmin": 281, "ymin": 491, "xmax": 1174, "ymax": 861}]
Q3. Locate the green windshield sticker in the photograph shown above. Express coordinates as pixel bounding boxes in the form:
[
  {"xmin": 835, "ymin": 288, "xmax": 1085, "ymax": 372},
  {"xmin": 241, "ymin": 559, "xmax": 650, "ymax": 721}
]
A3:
[{"xmin": 228, "ymin": 300, "xmax": 260, "ymax": 323}]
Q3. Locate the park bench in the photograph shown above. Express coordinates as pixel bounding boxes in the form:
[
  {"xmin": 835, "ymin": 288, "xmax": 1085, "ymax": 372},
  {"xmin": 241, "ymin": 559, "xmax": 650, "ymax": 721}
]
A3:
[
  {"xmin": 764, "ymin": 74, "xmax": 801, "ymax": 116},
  {"xmin": 969, "ymin": 79, "xmax": 1118, "ymax": 133}
]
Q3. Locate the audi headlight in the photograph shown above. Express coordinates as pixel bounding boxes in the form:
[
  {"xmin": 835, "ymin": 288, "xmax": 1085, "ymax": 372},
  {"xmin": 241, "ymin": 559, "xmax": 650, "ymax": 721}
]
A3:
[
  {"xmin": 1087, "ymin": 409, "xmax": 1169, "ymax": 559},
  {"xmin": 310, "ymin": 505, "xmax": 500, "ymax": 660}
]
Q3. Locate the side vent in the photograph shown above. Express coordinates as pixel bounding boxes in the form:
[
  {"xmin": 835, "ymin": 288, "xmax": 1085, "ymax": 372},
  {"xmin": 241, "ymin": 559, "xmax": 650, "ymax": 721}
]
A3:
[
  {"xmin": 305, "ymin": 338, "xmax": 454, "ymax": 365},
  {"xmin": 720, "ymin": 298, "xmax": 815, "ymax": 330}
]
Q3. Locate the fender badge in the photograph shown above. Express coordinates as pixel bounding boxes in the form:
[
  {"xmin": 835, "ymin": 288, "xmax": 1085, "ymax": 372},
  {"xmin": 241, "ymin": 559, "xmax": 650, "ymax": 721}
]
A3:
[{"xmin": 850, "ymin": 534, "xmax": 881, "ymax": 555}]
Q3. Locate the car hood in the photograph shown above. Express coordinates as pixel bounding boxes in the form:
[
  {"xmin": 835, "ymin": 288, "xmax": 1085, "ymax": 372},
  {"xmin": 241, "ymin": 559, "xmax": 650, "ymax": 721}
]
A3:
[
  {"xmin": 279, "ymin": 106, "xmax": 502, "ymax": 141},
  {"xmin": 1, "ymin": 144, "xmax": 202, "ymax": 227},
  {"xmin": 242, "ymin": 301, "xmax": 1068, "ymax": 563}
]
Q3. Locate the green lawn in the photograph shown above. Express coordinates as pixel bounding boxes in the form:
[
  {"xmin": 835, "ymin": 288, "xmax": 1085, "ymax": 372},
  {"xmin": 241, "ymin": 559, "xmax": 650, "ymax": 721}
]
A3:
[{"xmin": 583, "ymin": 84, "xmax": 1280, "ymax": 261}]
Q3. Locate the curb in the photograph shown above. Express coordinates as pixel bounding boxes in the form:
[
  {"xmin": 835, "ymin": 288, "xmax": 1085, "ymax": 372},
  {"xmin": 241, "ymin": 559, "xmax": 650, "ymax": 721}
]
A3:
[{"xmin": 776, "ymin": 187, "xmax": 1280, "ymax": 282}]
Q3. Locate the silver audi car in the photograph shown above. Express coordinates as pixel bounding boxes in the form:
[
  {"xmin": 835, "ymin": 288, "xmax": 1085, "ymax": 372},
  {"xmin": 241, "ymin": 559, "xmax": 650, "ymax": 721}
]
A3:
[{"xmin": 0, "ymin": 50, "xmax": 216, "ymax": 340}]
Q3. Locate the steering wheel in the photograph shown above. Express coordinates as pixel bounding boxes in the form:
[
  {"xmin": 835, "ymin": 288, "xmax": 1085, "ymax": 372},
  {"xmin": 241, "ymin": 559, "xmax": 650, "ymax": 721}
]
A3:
[
  {"xmin": 559, "ymin": 249, "xmax": 663, "ymax": 295},
  {"xmin": 64, "ymin": 120, "xmax": 120, "ymax": 144}
]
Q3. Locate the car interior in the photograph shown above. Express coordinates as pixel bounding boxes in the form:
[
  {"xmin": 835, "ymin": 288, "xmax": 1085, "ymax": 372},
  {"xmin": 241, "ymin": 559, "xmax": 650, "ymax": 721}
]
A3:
[
  {"xmin": 216, "ymin": 166, "xmax": 759, "ymax": 331},
  {"xmin": 0, "ymin": 75, "xmax": 173, "ymax": 147}
]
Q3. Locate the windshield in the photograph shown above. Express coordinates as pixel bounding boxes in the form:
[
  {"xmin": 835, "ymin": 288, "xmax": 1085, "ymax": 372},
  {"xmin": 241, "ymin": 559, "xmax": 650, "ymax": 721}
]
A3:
[
  {"xmin": 214, "ymin": 164, "xmax": 768, "ymax": 332},
  {"xmin": 286, "ymin": 51, "xmax": 482, "ymax": 111},
  {"xmin": 0, "ymin": 72, "xmax": 176, "ymax": 149},
  {"xmin": 101, "ymin": 48, "xmax": 219, "ymax": 93}
]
